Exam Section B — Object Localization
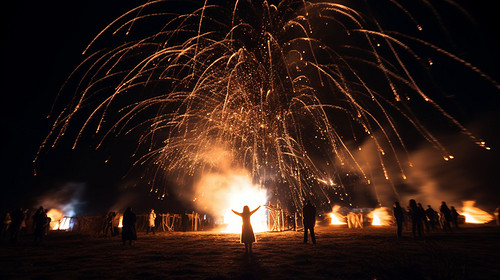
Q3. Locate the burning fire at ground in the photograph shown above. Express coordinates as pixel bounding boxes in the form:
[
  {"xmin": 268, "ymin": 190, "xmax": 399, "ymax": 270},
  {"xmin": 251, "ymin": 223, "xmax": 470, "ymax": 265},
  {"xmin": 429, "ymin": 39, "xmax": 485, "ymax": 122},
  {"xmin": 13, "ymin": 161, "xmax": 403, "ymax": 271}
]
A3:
[
  {"xmin": 329, "ymin": 205, "xmax": 347, "ymax": 225},
  {"xmin": 460, "ymin": 201, "xmax": 494, "ymax": 224},
  {"xmin": 368, "ymin": 207, "xmax": 393, "ymax": 226},
  {"xmin": 46, "ymin": 209, "xmax": 72, "ymax": 230},
  {"xmin": 194, "ymin": 172, "xmax": 268, "ymax": 233}
]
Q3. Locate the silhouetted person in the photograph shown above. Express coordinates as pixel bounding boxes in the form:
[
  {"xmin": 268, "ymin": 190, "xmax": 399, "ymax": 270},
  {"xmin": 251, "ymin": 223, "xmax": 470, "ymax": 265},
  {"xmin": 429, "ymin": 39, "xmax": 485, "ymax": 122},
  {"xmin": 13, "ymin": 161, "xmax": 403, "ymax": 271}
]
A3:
[
  {"xmin": 450, "ymin": 206, "xmax": 459, "ymax": 229},
  {"xmin": 425, "ymin": 205, "xmax": 438, "ymax": 231},
  {"xmin": 417, "ymin": 203, "xmax": 428, "ymax": 232},
  {"xmin": 122, "ymin": 207, "xmax": 137, "ymax": 245},
  {"xmin": 33, "ymin": 207, "xmax": 47, "ymax": 242},
  {"xmin": 393, "ymin": 201, "xmax": 404, "ymax": 238},
  {"xmin": 440, "ymin": 201, "xmax": 452, "ymax": 232},
  {"xmin": 495, "ymin": 207, "xmax": 500, "ymax": 226},
  {"xmin": 232, "ymin": 205, "xmax": 261, "ymax": 254},
  {"xmin": 103, "ymin": 212, "xmax": 116, "ymax": 237},
  {"xmin": 19, "ymin": 209, "xmax": 28, "ymax": 236},
  {"xmin": 302, "ymin": 200, "xmax": 316, "ymax": 244},
  {"xmin": 44, "ymin": 209, "xmax": 51, "ymax": 236},
  {"xmin": 9, "ymin": 208, "xmax": 24, "ymax": 244},
  {"xmin": 409, "ymin": 199, "xmax": 424, "ymax": 238},
  {"xmin": 2, "ymin": 212, "xmax": 11, "ymax": 239},
  {"xmin": 147, "ymin": 209, "xmax": 156, "ymax": 234}
]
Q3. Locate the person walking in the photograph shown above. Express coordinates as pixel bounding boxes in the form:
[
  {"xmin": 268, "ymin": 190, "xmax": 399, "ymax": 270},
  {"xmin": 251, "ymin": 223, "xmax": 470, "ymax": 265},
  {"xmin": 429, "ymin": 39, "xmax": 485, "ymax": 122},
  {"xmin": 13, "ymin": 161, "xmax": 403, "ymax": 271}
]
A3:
[
  {"xmin": 303, "ymin": 200, "xmax": 316, "ymax": 244},
  {"xmin": 232, "ymin": 205, "xmax": 261, "ymax": 254}
]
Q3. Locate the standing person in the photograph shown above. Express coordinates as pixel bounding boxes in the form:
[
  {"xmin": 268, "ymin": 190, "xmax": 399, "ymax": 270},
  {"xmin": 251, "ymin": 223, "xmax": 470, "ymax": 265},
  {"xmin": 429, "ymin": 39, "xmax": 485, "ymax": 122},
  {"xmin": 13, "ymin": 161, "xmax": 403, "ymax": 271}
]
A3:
[
  {"xmin": 440, "ymin": 201, "xmax": 452, "ymax": 232},
  {"xmin": 450, "ymin": 206, "xmax": 459, "ymax": 229},
  {"xmin": 417, "ymin": 203, "xmax": 429, "ymax": 232},
  {"xmin": 147, "ymin": 209, "xmax": 156, "ymax": 234},
  {"xmin": 2, "ymin": 212, "xmax": 11, "ymax": 239},
  {"xmin": 103, "ymin": 212, "xmax": 116, "ymax": 237},
  {"xmin": 393, "ymin": 201, "xmax": 404, "ymax": 238},
  {"xmin": 44, "ymin": 209, "xmax": 51, "ymax": 237},
  {"xmin": 122, "ymin": 207, "xmax": 137, "ymax": 245},
  {"xmin": 495, "ymin": 207, "xmax": 500, "ymax": 226},
  {"xmin": 409, "ymin": 199, "xmax": 424, "ymax": 238},
  {"xmin": 302, "ymin": 200, "xmax": 316, "ymax": 244},
  {"xmin": 425, "ymin": 205, "xmax": 438, "ymax": 231},
  {"xmin": 232, "ymin": 205, "xmax": 261, "ymax": 254},
  {"xmin": 33, "ymin": 207, "xmax": 47, "ymax": 242},
  {"xmin": 9, "ymin": 208, "xmax": 25, "ymax": 244}
]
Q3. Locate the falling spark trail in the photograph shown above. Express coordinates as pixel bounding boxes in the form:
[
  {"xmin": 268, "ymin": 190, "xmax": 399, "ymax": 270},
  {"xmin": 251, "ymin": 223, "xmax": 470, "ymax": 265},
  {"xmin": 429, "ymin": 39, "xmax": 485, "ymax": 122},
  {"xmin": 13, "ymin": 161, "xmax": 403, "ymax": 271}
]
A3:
[{"xmin": 37, "ymin": 0, "xmax": 497, "ymax": 210}]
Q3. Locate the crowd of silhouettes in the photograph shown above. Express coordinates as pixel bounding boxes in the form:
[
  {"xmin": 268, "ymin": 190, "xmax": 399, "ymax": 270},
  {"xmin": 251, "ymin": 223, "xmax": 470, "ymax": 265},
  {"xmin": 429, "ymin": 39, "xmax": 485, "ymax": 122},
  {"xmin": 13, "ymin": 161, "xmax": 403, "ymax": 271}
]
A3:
[
  {"xmin": 0, "ymin": 206, "xmax": 52, "ymax": 244},
  {"xmin": 393, "ymin": 200, "xmax": 468, "ymax": 238}
]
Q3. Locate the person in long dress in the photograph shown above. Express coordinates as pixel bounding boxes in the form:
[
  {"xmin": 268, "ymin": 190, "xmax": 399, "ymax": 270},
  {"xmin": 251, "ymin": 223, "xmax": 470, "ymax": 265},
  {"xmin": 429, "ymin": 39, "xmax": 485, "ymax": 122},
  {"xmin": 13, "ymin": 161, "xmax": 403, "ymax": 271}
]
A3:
[
  {"xmin": 122, "ymin": 207, "xmax": 137, "ymax": 245},
  {"xmin": 232, "ymin": 205, "xmax": 261, "ymax": 254}
]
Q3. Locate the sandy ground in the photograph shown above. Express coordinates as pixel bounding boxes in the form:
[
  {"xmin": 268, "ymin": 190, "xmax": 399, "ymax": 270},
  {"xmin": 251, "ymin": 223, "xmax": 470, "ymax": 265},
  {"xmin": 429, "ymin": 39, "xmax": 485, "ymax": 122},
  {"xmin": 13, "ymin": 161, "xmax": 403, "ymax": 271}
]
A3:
[{"xmin": 1, "ymin": 225, "xmax": 499, "ymax": 280}]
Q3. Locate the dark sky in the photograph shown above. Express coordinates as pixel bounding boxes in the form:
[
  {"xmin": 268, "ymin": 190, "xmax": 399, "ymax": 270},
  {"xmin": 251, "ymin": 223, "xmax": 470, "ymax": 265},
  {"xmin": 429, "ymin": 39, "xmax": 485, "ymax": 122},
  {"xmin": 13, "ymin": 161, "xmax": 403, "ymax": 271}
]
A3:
[{"xmin": 1, "ymin": 0, "xmax": 500, "ymax": 214}]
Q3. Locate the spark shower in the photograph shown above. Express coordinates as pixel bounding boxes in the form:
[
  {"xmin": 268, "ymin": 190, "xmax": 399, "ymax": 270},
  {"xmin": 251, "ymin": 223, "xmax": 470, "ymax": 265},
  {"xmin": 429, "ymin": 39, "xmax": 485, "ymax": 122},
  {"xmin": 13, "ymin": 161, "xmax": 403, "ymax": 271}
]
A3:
[{"xmin": 37, "ymin": 0, "xmax": 497, "ymax": 211}]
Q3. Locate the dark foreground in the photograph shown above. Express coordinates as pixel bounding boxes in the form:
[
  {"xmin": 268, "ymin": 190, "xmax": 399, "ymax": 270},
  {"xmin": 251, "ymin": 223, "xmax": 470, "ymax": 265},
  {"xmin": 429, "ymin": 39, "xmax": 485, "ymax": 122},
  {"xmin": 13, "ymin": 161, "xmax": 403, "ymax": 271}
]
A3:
[{"xmin": 1, "ymin": 225, "xmax": 499, "ymax": 280}]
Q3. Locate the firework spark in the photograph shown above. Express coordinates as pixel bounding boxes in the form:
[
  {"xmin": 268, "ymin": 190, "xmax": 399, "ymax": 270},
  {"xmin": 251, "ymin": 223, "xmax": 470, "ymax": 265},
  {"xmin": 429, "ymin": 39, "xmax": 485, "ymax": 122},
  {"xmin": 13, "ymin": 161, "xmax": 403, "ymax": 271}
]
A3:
[{"xmin": 38, "ymin": 0, "xmax": 497, "ymax": 210}]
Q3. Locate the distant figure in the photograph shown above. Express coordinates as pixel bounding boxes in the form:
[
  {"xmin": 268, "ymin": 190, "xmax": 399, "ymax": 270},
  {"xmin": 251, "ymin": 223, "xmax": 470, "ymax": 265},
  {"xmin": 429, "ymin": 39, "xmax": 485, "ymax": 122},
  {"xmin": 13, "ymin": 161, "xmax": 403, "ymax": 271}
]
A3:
[
  {"xmin": 122, "ymin": 207, "xmax": 137, "ymax": 245},
  {"xmin": 302, "ymin": 200, "xmax": 316, "ymax": 244},
  {"xmin": 44, "ymin": 209, "xmax": 51, "ymax": 236},
  {"xmin": 417, "ymin": 203, "xmax": 428, "ymax": 232},
  {"xmin": 232, "ymin": 205, "xmax": 261, "ymax": 254},
  {"xmin": 450, "ymin": 206, "xmax": 459, "ymax": 229},
  {"xmin": 425, "ymin": 205, "xmax": 438, "ymax": 231},
  {"xmin": 103, "ymin": 212, "xmax": 116, "ymax": 237},
  {"xmin": 440, "ymin": 201, "xmax": 452, "ymax": 232},
  {"xmin": 495, "ymin": 207, "xmax": 500, "ymax": 226},
  {"xmin": 393, "ymin": 201, "xmax": 404, "ymax": 238},
  {"xmin": 2, "ymin": 212, "xmax": 11, "ymax": 238},
  {"xmin": 33, "ymin": 207, "xmax": 47, "ymax": 242},
  {"xmin": 147, "ymin": 209, "xmax": 156, "ymax": 234},
  {"xmin": 9, "ymin": 208, "xmax": 25, "ymax": 244},
  {"xmin": 409, "ymin": 199, "xmax": 423, "ymax": 238},
  {"xmin": 19, "ymin": 209, "xmax": 28, "ymax": 236}
]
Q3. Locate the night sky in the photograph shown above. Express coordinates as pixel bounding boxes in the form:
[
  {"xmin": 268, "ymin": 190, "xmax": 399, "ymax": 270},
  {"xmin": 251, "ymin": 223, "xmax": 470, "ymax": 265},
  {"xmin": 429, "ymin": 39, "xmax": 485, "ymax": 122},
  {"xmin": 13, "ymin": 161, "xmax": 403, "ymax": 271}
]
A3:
[{"xmin": 1, "ymin": 0, "xmax": 500, "ymax": 215}]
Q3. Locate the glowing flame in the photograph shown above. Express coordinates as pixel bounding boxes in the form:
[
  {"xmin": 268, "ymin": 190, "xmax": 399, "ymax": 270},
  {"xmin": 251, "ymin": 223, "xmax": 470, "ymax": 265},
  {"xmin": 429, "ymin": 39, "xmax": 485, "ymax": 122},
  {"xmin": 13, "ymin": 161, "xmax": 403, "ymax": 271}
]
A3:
[
  {"xmin": 329, "ymin": 205, "xmax": 346, "ymax": 225},
  {"xmin": 368, "ymin": 207, "xmax": 392, "ymax": 226},
  {"xmin": 118, "ymin": 215, "xmax": 123, "ymax": 228},
  {"xmin": 221, "ymin": 185, "xmax": 268, "ymax": 233},
  {"xmin": 460, "ymin": 201, "xmax": 494, "ymax": 224},
  {"xmin": 194, "ymin": 172, "xmax": 268, "ymax": 233},
  {"xmin": 47, "ymin": 209, "xmax": 72, "ymax": 230}
]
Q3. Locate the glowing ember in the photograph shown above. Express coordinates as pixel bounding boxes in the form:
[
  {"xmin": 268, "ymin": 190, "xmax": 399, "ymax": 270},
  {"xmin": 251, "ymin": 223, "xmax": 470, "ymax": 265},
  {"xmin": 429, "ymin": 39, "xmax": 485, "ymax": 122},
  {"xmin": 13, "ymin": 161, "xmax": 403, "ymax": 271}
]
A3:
[
  {"xmin": 460, "ymin": 201, "xmax": 494, "ymax": 224},
  {"xmin": 329, "ymin": 205, "xmax": 346, "ymax": 225},
  {"xmin": 368, "ymin": 207, "xmax": 392, "ymax": 226}
]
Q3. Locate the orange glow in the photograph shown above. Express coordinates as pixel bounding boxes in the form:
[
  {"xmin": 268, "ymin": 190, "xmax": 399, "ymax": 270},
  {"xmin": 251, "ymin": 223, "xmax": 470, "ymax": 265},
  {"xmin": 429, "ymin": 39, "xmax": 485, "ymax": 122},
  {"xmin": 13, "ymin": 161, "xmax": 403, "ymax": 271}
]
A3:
[
  {"xmin": 460, "ymin": 201, "xmax": 494, "ymax": 224},
  {"xmin": 47, "ymin": 209, "xmax": 71, "ymax": 230},
  {"xmin": 368, "ymin": 207, "xmax": 392, "ymax": 226},
  {"xmin": 193, "ymin": 171, "xmax": 268, "ymax": 233},
  {"xmin": 221, "ymin": 182, "xmax": 268, "ymax": 233},
  {"xmin": 118, "ymin": 215, "xmax": 123, "ymax": 228},
  {"xmin": 329, "ymin": 205, "xmax": 346, "ymax": 225}
]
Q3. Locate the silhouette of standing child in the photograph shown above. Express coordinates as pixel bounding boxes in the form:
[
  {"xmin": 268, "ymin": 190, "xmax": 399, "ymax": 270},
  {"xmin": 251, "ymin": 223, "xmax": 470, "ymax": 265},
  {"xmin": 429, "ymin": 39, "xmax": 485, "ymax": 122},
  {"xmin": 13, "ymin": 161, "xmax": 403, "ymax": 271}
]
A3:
[{"xmin": 232, "ymin": 205, "xmax": 261, "ymax": 254}]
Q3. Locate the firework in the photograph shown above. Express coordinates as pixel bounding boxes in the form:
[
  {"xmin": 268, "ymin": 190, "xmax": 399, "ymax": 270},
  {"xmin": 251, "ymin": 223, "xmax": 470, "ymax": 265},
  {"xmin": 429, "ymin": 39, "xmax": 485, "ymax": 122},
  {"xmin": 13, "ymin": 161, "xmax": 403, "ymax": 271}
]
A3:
[{"xmin": 38, "ymin": 0, "xmax": 497, "ymax": 211}]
